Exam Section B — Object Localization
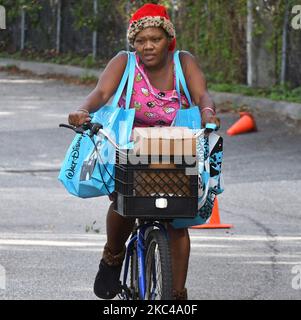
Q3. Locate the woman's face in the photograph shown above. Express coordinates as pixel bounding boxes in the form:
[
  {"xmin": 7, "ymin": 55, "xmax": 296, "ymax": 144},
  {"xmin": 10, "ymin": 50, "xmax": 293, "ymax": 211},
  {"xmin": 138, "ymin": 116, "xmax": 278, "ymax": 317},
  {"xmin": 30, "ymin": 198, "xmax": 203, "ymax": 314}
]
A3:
[{"xmin": 133, "ymin": 27, "xmax": 171, "ymax": 68}]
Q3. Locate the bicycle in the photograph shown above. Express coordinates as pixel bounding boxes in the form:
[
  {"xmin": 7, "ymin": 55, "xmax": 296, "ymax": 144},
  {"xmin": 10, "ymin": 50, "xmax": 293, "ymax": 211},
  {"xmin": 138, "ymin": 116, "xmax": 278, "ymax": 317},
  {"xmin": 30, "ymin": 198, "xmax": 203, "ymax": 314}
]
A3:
[{"xmin": 59, "ymin": 121, "xmax": 217, "ymax": 300}]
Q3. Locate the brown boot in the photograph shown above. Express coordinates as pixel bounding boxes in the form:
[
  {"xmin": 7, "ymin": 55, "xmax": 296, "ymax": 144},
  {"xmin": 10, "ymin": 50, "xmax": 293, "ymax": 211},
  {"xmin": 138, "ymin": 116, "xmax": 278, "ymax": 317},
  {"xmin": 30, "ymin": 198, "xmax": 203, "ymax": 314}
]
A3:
[
  {"xmin": 172, "ymin": 288, "xmax": 188, "ymax": 300},
  {"xmin": 93, "ymin": 244, "xmax": 126, "ymax": 299},
  {"xmin": 102, "ymin": 243, "xmax": 126, "ymax": 266}
]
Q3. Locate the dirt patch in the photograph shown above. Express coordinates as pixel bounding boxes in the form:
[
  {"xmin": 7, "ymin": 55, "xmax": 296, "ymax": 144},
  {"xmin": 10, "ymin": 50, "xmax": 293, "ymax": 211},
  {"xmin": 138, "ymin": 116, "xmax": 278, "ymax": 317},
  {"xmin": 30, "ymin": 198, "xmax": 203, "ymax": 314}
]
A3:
[{"xmin": 0, "ymin": 65, "xmax": 96, "ymax": 87}]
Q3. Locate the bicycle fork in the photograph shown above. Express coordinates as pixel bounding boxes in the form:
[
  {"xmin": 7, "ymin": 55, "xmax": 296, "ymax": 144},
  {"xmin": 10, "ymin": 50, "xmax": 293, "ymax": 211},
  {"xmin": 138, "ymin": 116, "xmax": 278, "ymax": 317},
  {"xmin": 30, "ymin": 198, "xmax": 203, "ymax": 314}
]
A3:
[{"xmin": 121, "ymin": 229, "xmax": 146, "ymax": 300}]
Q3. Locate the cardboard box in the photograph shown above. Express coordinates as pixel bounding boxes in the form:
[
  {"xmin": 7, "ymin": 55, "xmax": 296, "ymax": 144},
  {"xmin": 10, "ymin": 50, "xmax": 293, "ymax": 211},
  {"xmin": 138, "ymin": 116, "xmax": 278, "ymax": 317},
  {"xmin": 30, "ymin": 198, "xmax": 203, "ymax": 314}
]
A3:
[
  {"xmin": 148, "ymin": 163, "xmax": 176, "ymax": 169},
  {"xmin": 133, "ymin": 127, "xmax": 196, "ymax": 156}
]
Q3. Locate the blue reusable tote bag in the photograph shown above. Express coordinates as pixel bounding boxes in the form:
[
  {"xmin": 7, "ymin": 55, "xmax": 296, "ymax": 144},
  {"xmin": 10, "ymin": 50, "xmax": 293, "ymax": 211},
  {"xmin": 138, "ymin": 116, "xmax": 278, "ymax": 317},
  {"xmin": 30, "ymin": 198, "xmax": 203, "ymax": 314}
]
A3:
[
  {"xmin": 58, "ymin": 52, "xmax": 136, "ymax": 198},
  {"xmin": 82, "ymin": 52, "xmax": 136, "ymax": 196},
  {"xmin": 171, "ymin": 50, "xmax": 202, "ymax": 130},
  {"xmin": 171, "ymin": 50, "xmax": 224, "ymax": 228}
]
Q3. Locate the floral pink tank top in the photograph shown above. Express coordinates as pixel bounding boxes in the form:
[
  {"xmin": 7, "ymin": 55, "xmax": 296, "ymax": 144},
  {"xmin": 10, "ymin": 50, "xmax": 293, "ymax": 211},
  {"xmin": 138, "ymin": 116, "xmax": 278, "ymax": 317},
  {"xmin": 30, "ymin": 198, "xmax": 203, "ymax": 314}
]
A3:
[{"xmin": 118, "ymin": 52, "xmax": 189, "ymax": 127}]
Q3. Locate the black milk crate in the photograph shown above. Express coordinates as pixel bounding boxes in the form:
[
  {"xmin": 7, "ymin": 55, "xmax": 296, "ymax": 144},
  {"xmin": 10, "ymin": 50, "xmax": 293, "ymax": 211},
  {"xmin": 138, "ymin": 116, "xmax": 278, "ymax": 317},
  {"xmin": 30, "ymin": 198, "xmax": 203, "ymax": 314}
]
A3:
[{"xmin": 114, "ymin": 149, "xmax": 199, "ymax": 219}]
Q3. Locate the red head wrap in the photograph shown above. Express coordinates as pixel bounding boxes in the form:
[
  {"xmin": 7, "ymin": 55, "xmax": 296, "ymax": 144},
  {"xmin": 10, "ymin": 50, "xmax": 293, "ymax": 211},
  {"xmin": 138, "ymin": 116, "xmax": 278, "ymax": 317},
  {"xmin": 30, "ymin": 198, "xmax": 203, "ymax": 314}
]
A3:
[{"xmin": 127, "ymin": 3, "xmax": 176, "ymax": 51}]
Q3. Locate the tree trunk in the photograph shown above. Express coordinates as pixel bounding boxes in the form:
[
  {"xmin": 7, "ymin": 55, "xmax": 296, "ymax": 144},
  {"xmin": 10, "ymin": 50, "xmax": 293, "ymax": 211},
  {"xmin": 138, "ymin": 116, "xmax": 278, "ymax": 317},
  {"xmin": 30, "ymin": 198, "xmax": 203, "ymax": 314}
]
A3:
[
  {"xmin": 172, "ymin": 0, "xmax": 178, "ymax": 23},
  {"xmin": 280, "ymin": 0, "xmax": 289, "ymax": 85},
  {"xmin": 20, "ymin": 7, "xmax": 26, "ymax": 50},
  {"xmin": 56, "ymin": 0, "xmax": 62, "ymax": 53},
  {"xmin": 248, "ymin": 0, "xmax": 277, "ymax": 88},
  {"xmin": 125, "ymin": 0, "xmax": 130, "ymax": 51},
  {"xmin": 246, "ymin": 0, "xmax": 253, "ymax": 86},
  {"xmin": 92, "ymin": 0, "xmax": 98, "ymax": 60},
  {"xmin": 0, "ymin": 5, "xmax": 6, "ymax": 29}
]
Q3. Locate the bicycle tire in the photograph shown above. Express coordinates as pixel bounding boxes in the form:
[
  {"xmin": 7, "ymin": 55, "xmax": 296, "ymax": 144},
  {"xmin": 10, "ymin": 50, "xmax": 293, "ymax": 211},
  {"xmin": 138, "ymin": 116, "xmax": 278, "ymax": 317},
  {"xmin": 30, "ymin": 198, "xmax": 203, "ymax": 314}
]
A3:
[
  {"xmin": 130, "ymin": 243, "xmax": 139, "ymax": 300},
  {"xmin": 144, "ymin": 229, "xmax": 173, "ymax": 300}
]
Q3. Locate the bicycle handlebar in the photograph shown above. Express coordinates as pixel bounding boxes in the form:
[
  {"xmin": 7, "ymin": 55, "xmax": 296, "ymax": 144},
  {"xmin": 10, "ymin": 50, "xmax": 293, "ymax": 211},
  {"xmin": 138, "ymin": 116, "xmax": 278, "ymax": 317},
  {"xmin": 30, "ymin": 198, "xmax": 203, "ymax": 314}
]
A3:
[
  {"xmin": 59, "ymin": 122, "xmax": 103, "ymax": 137},
  {"xmin": 59, "ymin": 122, "xmax": 219, "ymax": 148},
  {"xmin": 59, "ymin": 122, "xmax": 120, "ymax": 148}
]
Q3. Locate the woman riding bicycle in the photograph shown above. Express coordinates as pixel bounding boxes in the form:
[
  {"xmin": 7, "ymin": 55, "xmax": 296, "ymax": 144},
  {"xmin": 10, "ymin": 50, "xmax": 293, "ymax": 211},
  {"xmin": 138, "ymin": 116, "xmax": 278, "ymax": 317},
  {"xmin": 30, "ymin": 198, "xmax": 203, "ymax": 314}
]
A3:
[{"xmin": 68, "ymin": 3, "xmax": 220, "ymax": 300}]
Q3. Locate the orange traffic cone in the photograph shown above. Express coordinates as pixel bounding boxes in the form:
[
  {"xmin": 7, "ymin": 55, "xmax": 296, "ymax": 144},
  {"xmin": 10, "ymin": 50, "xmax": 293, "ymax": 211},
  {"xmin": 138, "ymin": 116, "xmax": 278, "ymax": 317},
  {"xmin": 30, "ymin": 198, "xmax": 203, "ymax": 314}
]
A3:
[
  {"xmin": 191, "ymin": 198, "xmax": 233, "ymax": 229},
  {"xmin": 227, "ymin": 112, "xmax": 257, "ymax": 136}
]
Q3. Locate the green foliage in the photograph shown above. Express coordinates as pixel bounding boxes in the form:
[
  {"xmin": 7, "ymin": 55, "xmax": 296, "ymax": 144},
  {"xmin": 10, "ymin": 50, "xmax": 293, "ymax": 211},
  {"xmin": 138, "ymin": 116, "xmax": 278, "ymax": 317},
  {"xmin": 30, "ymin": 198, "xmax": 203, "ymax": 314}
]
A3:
[
  {"xmin": 209, "ymin": 83, "xmax": 301, "ymax": 103},
  {"xmin": 0, "ymin": 50, "xmax": 106, "ymax": 69},
  {"xmin": 71, "ymin": 1, "xmax": 98, "ymax": 31},
  {"xmin": 175, "ymin": 0, "xmax": 249, "ymax": 84},
  {"xmin": 79, "ymin": 74, "xmax": 98, "ymax": 83},
  {"xmin": 2, "ymin": 0, "xmax": 42, "ymax": 22},
  {"xmin": 1, "ymin": 0, "xmax": 300, "ymax": 89}
]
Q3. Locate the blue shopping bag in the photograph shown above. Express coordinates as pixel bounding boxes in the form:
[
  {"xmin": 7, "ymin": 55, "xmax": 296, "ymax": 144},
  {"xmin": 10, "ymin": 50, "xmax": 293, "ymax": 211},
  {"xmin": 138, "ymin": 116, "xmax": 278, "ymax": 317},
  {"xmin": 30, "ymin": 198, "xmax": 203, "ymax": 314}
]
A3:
[
  {"xmin": 171, "ymin": 51, "xmax": 202, "ymax": 130},
  {"xmin": 58, "ymin": 52, "xmax": 136, "ymax": 198},
  {"xmin": 171, "ymin": 50, "xmax": 224, "ymax": 228}
]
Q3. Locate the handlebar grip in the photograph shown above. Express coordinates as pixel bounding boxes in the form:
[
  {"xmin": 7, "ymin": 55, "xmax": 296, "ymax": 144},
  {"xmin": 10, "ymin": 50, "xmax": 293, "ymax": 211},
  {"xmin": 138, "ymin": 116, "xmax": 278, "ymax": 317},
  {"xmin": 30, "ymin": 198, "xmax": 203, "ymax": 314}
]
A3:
[
  {"xmin": 59, "ymin": 123, "xmax": 75, "ymax": 130},
  {"xmin": 205, "ymin": 123, "xmax": 218, "ymax": 131},
  {"xmin": 59, "ymin": 123, "xmax": 86, "ymax": 134}
]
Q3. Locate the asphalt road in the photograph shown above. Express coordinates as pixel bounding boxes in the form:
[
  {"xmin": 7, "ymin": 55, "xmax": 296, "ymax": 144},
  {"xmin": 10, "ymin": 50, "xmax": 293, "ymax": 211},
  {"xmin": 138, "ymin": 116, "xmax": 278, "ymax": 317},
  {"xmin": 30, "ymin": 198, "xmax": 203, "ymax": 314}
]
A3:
[{"xmin": 0, "ymin": 71, "xmax": 301, "ymax": 300}]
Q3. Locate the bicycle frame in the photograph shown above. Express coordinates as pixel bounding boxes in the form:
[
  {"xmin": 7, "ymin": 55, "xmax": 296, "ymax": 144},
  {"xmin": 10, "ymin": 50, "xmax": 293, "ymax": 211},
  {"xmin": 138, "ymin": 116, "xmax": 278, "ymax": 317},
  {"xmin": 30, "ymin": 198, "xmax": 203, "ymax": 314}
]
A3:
[{"xmin": 122, "ymin": 221, "xmax": 168, "ymax": 300}]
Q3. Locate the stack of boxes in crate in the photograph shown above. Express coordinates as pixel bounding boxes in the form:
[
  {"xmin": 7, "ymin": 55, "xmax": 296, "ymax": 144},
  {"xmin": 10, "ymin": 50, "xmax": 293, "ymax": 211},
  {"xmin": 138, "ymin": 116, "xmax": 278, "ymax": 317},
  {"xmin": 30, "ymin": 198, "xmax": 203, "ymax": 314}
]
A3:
[{"xmin": 115, "ymin": 127, "xmax": 199, "ymax": 219}]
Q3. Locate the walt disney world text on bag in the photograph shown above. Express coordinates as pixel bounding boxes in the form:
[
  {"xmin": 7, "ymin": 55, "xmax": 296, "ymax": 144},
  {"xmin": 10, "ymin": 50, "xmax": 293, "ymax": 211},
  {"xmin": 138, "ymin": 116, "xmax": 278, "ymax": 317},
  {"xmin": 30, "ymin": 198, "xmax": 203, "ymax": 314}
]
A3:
[{"xmin": 58, "ymin": 52, "xmax": 136, "ymax": 198}]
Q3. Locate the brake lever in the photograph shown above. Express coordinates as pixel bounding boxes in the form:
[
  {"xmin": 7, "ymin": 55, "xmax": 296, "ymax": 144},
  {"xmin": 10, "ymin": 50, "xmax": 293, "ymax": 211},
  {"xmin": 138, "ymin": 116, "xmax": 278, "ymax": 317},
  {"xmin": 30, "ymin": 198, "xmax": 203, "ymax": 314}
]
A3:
[
  {"xmin": 88, "ymin": 123, "xmax": 103, "ymax": 138},
  {"xmin": 74, "ymin": 127, "xmax": 86, "ymax": 134},
  {"xmin": 82, "ymin": 122, "xmax": 92, "ymax": 131}
]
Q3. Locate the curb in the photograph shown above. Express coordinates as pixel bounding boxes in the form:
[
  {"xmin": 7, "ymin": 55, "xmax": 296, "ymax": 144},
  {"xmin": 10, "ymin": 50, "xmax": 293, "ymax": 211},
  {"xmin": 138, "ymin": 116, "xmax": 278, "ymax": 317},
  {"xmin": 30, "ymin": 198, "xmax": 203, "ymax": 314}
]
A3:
[{"xmin": 1, "ymin": 58, "xmax": 301, "ymax": 121}]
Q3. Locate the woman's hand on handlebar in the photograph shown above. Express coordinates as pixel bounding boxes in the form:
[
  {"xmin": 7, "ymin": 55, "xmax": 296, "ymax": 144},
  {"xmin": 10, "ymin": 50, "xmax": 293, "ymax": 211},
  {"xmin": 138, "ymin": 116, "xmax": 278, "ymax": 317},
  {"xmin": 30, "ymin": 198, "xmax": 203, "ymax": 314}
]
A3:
[
  {"xmin": 68, "ymin": 110, "xmax": 91, "ymax": 127},
  {"xmin": 201, "ymin": 112, "xmax": 220, "ymax": 130}
]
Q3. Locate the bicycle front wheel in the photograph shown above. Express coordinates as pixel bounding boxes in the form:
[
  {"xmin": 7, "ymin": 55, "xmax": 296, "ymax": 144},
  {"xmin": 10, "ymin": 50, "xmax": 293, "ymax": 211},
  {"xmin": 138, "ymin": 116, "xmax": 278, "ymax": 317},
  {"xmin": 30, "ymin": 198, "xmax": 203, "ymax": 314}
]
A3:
[
  {"xmin": 130, "ymin": 243, "xmax": 139, "ymax": 300},
  {"xmin": 145, "ymin": 229, "xmax": 173, "ymax": 300}
]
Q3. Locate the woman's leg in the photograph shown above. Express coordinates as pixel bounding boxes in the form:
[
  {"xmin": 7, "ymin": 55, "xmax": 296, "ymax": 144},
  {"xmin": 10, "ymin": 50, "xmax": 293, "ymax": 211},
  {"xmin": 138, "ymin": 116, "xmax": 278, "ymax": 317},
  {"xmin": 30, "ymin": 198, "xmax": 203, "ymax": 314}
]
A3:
[
  {"xmin": 106, "ymin": 201, "xmax": 135, "ymax": 255},
  {"xmin": 94, "ymin": 200, "xmax": 135, "ymax": 299},
  {"xmin": 167, "ymin": 225, "xmax": 190, "ymax": 299}
]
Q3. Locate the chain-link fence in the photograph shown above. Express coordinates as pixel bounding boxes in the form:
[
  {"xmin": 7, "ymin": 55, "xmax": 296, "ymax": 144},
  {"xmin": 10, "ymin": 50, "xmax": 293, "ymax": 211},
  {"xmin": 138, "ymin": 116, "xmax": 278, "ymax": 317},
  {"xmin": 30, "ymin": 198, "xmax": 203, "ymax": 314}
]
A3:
[
  {"xmin": 0, "ymin": 0, "xmax": 300, "ymax": 87},
  {"xmin": 1, "ymin": 0, "xmax": 127, "ymax": 59}
]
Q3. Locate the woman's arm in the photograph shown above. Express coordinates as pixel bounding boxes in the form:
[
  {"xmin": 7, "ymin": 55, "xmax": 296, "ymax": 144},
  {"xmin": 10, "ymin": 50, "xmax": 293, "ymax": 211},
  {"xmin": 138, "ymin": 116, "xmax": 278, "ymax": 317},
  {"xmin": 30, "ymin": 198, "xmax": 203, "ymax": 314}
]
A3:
[
  {"xmin": 180, "ymin": 51, "xmax": 220, "ymax": 128},
  {"xmin": 68, "ymin": 51, "xmax": 128, "ymax": 126}
]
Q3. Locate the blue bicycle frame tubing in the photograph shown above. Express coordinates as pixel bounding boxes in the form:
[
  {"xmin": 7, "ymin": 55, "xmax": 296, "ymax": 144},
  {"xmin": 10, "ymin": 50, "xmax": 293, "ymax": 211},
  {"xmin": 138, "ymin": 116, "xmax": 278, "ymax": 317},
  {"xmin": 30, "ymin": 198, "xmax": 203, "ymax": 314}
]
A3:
[
  {"xmin": 137, "ymin": 226, "xmax": 146, "ymax": 300},
  {"xmin": 122, "ymin": 234, "xmax": 138, "ymax": 287}
]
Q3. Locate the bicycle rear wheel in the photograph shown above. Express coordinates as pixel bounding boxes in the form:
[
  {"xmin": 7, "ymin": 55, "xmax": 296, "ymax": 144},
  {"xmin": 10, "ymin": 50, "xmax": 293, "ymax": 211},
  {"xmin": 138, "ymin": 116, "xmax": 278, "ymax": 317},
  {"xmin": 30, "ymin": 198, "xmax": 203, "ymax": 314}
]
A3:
[{"xmin": 145, "ymin": 229, "xmax": 173, "ymax": 300}]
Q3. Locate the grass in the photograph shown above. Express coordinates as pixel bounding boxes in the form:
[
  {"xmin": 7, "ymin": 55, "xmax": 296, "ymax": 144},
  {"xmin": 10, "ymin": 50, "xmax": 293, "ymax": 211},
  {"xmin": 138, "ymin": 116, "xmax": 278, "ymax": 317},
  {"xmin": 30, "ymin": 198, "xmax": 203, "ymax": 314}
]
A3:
[
  {"xmin": 0, "ymin": 49, "xmax": 106, "ymax": 69},
  {"xmin": 209, "ymin": 83, "xmax": 301, "ymax": 104},
  {"xmin": 79, "ymin": 74, "xmax": 98, "ymax": 83},
  {"xmin": 0, "ymin": 64, "xmax": 98, "ymax": 86}
]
